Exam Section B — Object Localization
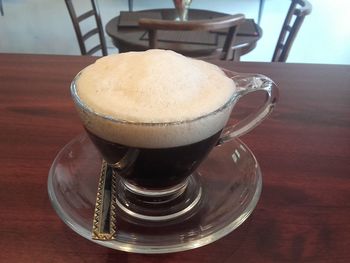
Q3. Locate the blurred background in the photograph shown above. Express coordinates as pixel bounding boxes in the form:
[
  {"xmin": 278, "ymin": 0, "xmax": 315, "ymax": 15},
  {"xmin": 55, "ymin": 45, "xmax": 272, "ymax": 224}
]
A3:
[{"xmin": 0, "ymin": 0, "xmax": 349, "ymax": 64}]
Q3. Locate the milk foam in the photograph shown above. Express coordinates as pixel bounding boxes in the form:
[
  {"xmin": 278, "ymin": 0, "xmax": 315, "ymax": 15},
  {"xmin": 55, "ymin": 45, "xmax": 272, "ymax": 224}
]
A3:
[{"xmin": 73, "ymin": 49, "xmax": 236, "ymax": 148}]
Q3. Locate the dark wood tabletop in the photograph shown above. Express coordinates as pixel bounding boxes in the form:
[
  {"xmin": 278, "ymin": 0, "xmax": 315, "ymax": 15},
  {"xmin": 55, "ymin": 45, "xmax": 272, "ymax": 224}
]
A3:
[
  {"xmin": 105, "ymin": 9, "xmax": 262, "ymax": 58},
  {"xmin": 1, "ymin": 53, "xmax": 350, "ymax": 262}
]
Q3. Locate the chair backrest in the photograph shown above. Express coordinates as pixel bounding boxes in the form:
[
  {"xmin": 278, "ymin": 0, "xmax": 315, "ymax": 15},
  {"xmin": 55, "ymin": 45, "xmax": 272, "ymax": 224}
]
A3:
[
  {"xmin": 272, "ymin": 0, "xmax": 312, "ymax": 62},
  {"xmin": 139, "ymin": 14, "xmax": 245, "ymax": 60},
  {"xmin": 65, "ymin": 0, "xmax": 107, "ymax": 56}
]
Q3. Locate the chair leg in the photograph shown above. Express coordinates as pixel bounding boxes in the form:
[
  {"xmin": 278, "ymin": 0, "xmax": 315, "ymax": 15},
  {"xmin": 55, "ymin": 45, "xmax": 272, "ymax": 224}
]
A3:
[
  {"xmin": 128, "ymin": 0, "xmax": 133, "ymax": 11},
  {"xmin": 258, "ymin": 0, "xmax": 265, "ymax": 25},
  {"xmin": 232, "ymin": 49, "xmax": 242, "ymax": 61}
]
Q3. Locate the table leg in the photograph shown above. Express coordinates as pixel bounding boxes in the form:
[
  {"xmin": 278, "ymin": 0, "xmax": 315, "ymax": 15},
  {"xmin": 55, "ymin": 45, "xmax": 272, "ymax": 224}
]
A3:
[{"xmin": 0, "ymin": 0, "xmax": 4, "ymax": 16}]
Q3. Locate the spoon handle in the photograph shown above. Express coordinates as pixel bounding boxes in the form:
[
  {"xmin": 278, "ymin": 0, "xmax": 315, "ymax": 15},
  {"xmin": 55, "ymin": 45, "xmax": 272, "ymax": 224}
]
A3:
[{"xmin": 92, "ymin": 160, "xmax": 117, "ymax": 240}]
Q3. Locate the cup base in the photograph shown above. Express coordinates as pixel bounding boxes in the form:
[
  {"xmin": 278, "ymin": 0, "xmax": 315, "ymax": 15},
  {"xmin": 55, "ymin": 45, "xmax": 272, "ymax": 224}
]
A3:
[{"xmin": 115, "ymin": 174, "xmax": 202, "ymax": 223}]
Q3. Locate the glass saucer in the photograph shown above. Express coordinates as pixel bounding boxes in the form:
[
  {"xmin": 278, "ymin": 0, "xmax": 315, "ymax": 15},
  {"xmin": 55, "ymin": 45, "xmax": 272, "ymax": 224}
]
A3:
[{"xmin": 48, "ymin": 133, "xmax": 262, "ymax": 254}]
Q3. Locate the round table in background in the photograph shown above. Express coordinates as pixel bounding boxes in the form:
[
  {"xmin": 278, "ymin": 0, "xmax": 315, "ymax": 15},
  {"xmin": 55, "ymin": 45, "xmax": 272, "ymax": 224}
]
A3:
[{"xmin": 106, "ymin": 8, "xmax": 262, "ymax": 59}]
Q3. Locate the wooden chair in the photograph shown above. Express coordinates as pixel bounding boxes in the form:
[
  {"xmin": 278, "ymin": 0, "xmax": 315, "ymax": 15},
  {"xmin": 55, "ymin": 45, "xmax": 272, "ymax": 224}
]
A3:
[
  {"xmin": 64, "ymin": 0, "xmax": 107, "ymax": 56},
  {"xmin": 272, "ymin": 0, "xmax": 312, "ymax": 62},
  {"xmin": 139, "ymin": 14, "xmax": 245, "ymax": 61}
]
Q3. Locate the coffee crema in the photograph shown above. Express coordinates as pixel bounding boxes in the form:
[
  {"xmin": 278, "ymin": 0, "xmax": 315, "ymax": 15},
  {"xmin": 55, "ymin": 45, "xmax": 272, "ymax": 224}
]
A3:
[{"xmin": 73, "ymin": 49, "xmax": 236, "ymax": 148}]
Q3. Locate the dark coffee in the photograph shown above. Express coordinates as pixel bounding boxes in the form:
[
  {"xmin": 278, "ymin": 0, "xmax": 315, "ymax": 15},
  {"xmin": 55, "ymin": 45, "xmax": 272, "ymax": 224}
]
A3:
[{"xmin": 87, "ymin": 129, "xmax": 222, "ymax": 189}]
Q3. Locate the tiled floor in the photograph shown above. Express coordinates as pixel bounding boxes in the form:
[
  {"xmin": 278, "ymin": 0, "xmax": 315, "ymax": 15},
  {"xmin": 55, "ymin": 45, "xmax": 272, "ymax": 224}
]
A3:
[{"xmin": 0, "ymin": 0, "xmax": 349, "ymax": 64}]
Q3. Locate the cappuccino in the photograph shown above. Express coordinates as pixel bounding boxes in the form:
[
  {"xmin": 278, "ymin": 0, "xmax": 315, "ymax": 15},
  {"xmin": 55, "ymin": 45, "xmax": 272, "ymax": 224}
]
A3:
[{"xmin": 72, "ymin": 49, "xmax": 236, "ymax": 188}]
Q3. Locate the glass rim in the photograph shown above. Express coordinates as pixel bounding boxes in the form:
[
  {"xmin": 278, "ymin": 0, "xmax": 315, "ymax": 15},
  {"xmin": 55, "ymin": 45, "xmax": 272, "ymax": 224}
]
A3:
[{"xmin": 70, "ymin": 68, "xmax": 239, "ymax": 126}]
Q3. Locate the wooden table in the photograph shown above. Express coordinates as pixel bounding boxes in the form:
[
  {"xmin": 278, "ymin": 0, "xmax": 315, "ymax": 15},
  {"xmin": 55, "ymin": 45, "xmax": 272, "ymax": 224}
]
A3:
[
  {"xmin": 126, "ymin": 1, "xmax": 266, "ymax": 25},
  {"xmin": 106, "ymin": 9, "xmax": 262, "ymax": 58},
  {"xmin": 1, "ymin": 53, "xmax": 350, "ymax": 262}
]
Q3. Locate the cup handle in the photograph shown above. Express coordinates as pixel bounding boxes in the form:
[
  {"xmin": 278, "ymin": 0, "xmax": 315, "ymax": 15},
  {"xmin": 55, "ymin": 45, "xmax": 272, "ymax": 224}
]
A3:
[{"xmin": 217, "ymin": 71, "xmax": 279, "ymax": 146}]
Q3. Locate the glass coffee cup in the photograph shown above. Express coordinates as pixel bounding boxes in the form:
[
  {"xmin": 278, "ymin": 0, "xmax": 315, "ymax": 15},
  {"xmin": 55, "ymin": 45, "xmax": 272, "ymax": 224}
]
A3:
[{"xmin": 70, "ymin": 51, "xmax": 278, "ymax": 222}]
